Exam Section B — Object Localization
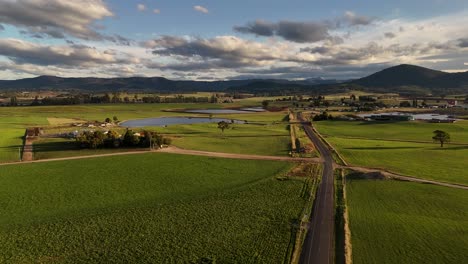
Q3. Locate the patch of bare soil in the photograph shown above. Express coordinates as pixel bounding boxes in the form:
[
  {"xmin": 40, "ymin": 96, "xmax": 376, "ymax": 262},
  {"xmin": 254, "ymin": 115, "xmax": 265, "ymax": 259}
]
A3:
[
  {"xmin": 348, "ymin": 171, "xmax": 389, "ymax": 180},
  {"xmin": 22, "ymin": 138, "xmax": 35, "ymax": 162},
  {"xmin": 287, "ymin": 162, "xmax": 319, "ymax": 177}
]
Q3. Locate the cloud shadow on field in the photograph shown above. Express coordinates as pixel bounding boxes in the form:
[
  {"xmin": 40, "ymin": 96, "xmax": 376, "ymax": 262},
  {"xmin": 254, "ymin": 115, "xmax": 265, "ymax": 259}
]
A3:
[{"xmin": 429, "ymin": 146, "xmax": 468, "ymax": 151}]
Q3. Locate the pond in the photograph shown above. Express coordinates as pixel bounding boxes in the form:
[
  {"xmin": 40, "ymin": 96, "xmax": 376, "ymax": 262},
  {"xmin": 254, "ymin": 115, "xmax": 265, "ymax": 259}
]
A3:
[
  {"xmin": 183, "ymin": 107, "xmax": 266, "ymax": 114},
  {"xmin": 120, "ymin": 117, "xmax": 244, "ymax": 127}
]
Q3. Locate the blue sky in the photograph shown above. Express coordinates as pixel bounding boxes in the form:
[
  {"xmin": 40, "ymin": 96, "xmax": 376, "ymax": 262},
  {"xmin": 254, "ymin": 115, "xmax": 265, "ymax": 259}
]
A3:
[
  {"xmin": 102, "ymin": 0, "xmax": 466, "ymax": 39},
  {"xmin": 0, "ymin": 0, "xmax": 467, "ymax": 80}
]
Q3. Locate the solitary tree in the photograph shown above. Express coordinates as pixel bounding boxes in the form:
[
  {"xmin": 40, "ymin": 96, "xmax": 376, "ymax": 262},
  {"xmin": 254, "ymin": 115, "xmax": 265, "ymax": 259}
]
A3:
[
  {"xmin": 217, "ymin": 121, "xmax": 230, "ymax": 133},
  {"xmin": 105, "ymin": 117, "xmax": 111, "ymax": 123},
  {"xmin": 432, "ymin": 130, "xmax": 450, "ymax": 147},
  {"xmin": 262, "ymin": 100, "xmax": 270, "ymax": 109},
  {"xmin": 113, "ymin": 116, "xmax": 118, "ymax": 123}
]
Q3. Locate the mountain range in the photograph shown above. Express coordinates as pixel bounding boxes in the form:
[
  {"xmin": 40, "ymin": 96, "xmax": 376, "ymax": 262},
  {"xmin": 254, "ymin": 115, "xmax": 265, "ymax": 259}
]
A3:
[{"xmin": 0, "ymin": 64, "xmax": 466, "ymax": 95}]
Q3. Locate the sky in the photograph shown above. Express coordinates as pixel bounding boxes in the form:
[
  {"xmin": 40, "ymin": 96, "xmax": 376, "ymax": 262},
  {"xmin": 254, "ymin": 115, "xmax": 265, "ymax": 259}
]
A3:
[{"xmin": 0, "ymin": 0, "xmax": 467, "ymax": 81}]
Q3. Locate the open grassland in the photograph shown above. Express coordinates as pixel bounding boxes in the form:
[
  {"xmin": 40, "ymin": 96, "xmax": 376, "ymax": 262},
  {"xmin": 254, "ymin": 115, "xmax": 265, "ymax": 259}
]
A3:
[
  {"xmin": 328, "ymin": 137, "xmax": 468, "ymax": 184},
  {"xmin": 314, "ymin": 120, "xmax": 468, "ymax": 185},
  {"xmin": 315, "ymin": 120, "xmax": 468, "ymax": 143},
  {"xmin": 347, "ymin": 178, "xmax": 468, "ymax": 264},
  {"xmin": 0, "ymin": 103, "xmax": 287, "ymax": 162},
  {"xmin": 0, "ymin": 153, "xmax": 309, "ymax": 263},
  {"xmin": 167, "ymin": 123, "xmax": 290, "ymax": 156},
  {"xmin": 0, "ymin": 128, "xmax": 23, "ymax": 162}
]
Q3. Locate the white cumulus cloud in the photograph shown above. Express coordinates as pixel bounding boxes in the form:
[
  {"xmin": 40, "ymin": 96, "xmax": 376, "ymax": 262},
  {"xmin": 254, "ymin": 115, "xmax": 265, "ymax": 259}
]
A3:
[
  {"xmin": 0, "ymin": 0, "xmax": 113, "ymax": 40},
  {"xmin": 137, "ymin": 4, "xmax": 146, "ymax": 12},
  {"xmin": 193, "ymin": 5, "xmax": 209, "ymax": 14}
]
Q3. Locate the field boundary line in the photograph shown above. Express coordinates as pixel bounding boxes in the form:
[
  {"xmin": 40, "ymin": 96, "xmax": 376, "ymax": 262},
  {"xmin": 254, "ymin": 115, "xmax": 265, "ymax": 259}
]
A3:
[
  {"xmin": 325, "ymin": 135, "xmax": 468, "ymax": 146},
  {"xmin": 290, "ymin": 165, "xmax": 322, "ymax": 264},
  {"xmin": 345, "ymin": 166, "xmax": 468, "ymax": 190},
  {"xmin": 342, "ymin": 170, "xmax": 353, "ymax": 264},
  {"xmin": 159, "ymin": 146, "xmax": 322, "ymax": 162},
  {"xmin": 0, "ymin": 150, "xmax": 152, "ymax": 166},
  {"xmin": 0, "ymin": 147, "xmax": 324, "ymax": 167}
]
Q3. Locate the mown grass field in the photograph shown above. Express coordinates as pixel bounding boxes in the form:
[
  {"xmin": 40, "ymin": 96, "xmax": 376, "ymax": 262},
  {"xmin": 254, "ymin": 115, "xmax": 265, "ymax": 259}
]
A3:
[
  {"xmin": 0, "ymin": 153, "xmax": 308, "ymax": 263},
  {"xmin": 315, "ymin": 120, "xmax": 468, "ymax": 143},
  {"xmin": 346, "ymin": 178, "xmax": 468, "ymax": 264},
  {"xmin": 314, "ymin": 120, "xmax": 468, "ymax": 185},
  {"xmin": 167, "ymin": 122, "xmax": 290, "ymax": 156}
]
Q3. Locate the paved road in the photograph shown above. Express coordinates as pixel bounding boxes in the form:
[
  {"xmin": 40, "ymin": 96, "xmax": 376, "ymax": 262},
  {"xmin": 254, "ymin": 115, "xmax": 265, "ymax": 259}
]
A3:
[{"xmin": 298, "ymin": 113, "xmax": 335, "ymax": 264}]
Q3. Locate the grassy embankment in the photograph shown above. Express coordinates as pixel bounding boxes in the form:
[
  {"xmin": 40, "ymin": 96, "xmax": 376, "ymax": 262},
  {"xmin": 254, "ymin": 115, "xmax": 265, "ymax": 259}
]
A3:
[
  {"xmin": 0, "ymin": 153, "xmax": 310, "ymax": 263},
  {"xmin": 314, "ymin": 120, "xmax": 468, "ymax": 185},
  {"xmin": 346, "ymin": 176, "xmax": 468, "ymax": 264}
]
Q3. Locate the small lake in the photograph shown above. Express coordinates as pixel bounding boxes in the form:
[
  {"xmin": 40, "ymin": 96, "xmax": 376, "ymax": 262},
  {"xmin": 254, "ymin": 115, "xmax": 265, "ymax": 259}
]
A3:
[
  {"xmin": 184, "ymin": 107, "xmax": 266, "ymax": 114},
  {"xmin": 121, "ymin": 117, "xmax": 244, "ymax": 127}
]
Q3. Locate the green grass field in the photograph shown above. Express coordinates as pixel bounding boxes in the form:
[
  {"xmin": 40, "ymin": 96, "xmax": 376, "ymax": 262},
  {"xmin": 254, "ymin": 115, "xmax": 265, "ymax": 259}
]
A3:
[
  {"xmin": 167, "ymin": 123, "xmax": 290, "ymax": 156},
  {"xmin": 0, "ymin": 153, "xmax": 309, "ymax": 263},
  {"xmin": 314, "ymin": 120, "xmax": 468, "ymax": 185},
  {"xmin": 315, "ymin": 120, "xmax": 468, "ymax": 143},
  {"xmin": 346, "ymin": 178, "xmax": 468, "ymax": 264}
]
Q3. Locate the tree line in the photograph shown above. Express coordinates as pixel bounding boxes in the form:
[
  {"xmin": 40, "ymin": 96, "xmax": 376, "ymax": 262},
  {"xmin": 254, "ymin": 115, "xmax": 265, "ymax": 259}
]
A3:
[
  {"xmin": 76, "ymin": 129, "xmax": 171, "ymax": 149},
  {"xmin": 5, "ymin": 93, "xmax": 221, "ymax": 106}
]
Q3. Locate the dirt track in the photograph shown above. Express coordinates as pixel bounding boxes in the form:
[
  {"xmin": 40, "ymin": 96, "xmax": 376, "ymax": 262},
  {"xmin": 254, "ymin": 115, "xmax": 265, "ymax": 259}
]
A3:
[
  {"xmin": 0, "ymin": 147, "xmax": 321, "ymax": 167},
  {"xmin": 344, "ymin": 166, "xmax": 468, "ymax": 190},
  {"xmin": 158, "ymin": 146, "xmax": 322, "ymax": 162},
  {"xmin": 21, "ymin": 138, "xmax": 34, "ymax": 161},
  {"xmin": 0, "ymin": 150, "xmax": 151, "ymax": 166}
]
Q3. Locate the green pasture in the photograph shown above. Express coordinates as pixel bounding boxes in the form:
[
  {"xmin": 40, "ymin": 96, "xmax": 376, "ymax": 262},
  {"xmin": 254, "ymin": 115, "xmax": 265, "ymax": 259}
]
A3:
[
  {"xmin": 0, "ymin": 153, "xmax": 308, "ymax": 263},
  {"xmin": 165, "ymin": 122, "xmax": 290, "ymax": 156},
  {"xmin": 314, "ymin": 120, "xmax": 468, "ymax": 185},
  {"xmin": 347, "ymin": 178, "xmax": 468, "ymax": 264},
  {"xmin": 327, "ymin": 137, "xmax": 468, "ymax": 184},
  {"xmin": 315, "ymin": 120, "xmax": 468, "ymax": 143}
]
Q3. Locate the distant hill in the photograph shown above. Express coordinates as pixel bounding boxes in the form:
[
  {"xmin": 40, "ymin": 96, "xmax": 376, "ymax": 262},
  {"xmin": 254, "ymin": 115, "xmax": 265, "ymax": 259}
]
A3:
[
  {"xmin": 0, "ymin": 75, "xmax": 341, "ymax": 94},
  {"xmin": 0, "ymin": 64, "xmax": 466, "ymax": 95},
  {"xmin": 352, "ymin": 64, "xmax": 468, "ymax": 94},
  {"xmin": 0, "ymin": 76, "xmax": 253, "ymax": 92}
]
